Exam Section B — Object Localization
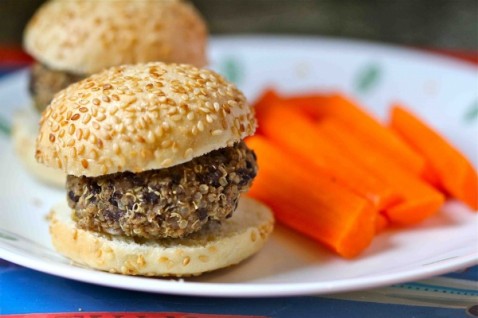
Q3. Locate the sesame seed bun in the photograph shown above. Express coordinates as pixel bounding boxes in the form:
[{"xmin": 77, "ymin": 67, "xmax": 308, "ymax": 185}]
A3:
[
  {"xmin": 35, "ymin": 62, "xmax": 256, "ymax": 177},
  {"xmin": 24, "ymin": 0, "xmax": 207, "ymax": 74},
  {"xmin": 49, "ymin": 196, "xmax": 274, "ymax": 276},
  {"xmin": 12, "ymin": 107, "xmax": 65, "ymax": 187}
]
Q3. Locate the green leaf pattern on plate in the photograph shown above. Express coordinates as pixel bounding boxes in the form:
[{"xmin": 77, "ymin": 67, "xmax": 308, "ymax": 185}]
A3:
[
  {"xmin": 218, "ymin": 57, "xmax": 243, "ymax": 85},
  {"xmin": 0, "ymin": 230, "xmax": 17, "ymax": 241},
  {"xmin": 464, "ymin": 100, "xmax": 478, "ymax": 123},
  {"xmin": 355, "ymin": 63, "xmax": 381, "ymax": 94},
  {"xmin": 0, "ymin": 114, "xmax": 11, "ymax": 136}
]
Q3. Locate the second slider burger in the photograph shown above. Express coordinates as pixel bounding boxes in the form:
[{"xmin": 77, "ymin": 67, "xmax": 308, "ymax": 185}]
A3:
[
  {"xmin": 15, "ymin": 0, "xmax": 207, "ymax": 187},
  {"xmin": 36, "ymin": 62, "xmax": 274, "ymax": 276}
]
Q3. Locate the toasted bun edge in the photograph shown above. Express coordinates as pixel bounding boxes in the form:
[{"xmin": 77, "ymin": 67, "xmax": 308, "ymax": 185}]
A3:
[{"xmin": 49, "ymin": 196, "xmax": 274, "ymax": 276}]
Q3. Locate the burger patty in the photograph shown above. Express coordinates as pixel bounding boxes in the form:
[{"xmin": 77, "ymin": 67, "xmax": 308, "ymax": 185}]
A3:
[
  {"xmin": 67, "ymin": 142, "xmax": 257, "ymax": 239},
  {"xmin": 29, "ymin": 62, "xmax": 85, "ymax": 112}
]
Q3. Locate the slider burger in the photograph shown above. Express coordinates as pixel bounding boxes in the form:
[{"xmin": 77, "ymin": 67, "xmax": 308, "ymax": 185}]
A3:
[
  {"xmin": 15, "ymin": 0, "xmax": 207, "ymax": 187},
  {"xmin": 37, "ymin": 62, "xmax": 274, "ymax": 276}
]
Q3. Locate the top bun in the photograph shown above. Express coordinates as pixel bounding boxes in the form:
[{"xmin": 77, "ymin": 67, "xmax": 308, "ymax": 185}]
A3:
[
  {"xmin": 24, "ymin": 0, "xmax": 207, "ymax": 74},
  {"xmin": 35, "ymin": 62, "xmax": 256, "ymax": 177}
]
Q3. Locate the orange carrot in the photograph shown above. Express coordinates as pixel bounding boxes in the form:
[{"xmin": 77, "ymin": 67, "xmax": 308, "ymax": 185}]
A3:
[
  {"xmin": 285, "ymin": 93, "xmax": 427, "ymax": 176},
  {"xmin": 375, "ymin": 214, "xmax": 389, "ymax": 233},
  {"xmin": 286, "ymin": 93, "xmax": 332, "ymax": 118},
  {"xmin": 253, "ymin": 88, "xmax": 282, "ymax": 134},
  {"xmin": 315, "ymin": 118, "xmax": 445, "ymax": 225},
  {"xmin": 246, "ymin": 136, "xmax": 377, "ymax": 258},
  {"xmin": 390, "ymin": 105, "xmax": 478, "ymax": 210},
  {"xmin": 257, "ymin": 102, "xmax": 400, "ymax": 211}
]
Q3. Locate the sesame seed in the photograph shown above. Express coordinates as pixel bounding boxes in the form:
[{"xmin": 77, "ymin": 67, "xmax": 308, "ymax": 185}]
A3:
[
  {"xmin": 79, "ymin": 107, "xmax": 88, "ymax": 113},
  {"xmin": 197, "ymin": 120, "xmax": 204, "ymax": 131},
  {"xmin": 140, "ymin": 149, "xmax": 149, "ymax": 159},
  {"xmin": 137, "ymin": 135, "xmax": 146, "ymax": 143},
  {"xmin": 159, "ymin": 256, "xmax": 169, "ymax": 263},
  {"xmin": 154, "ymin": 126, "xmax": 163, "ymax": 137},
  {"xmin": 251, "ymin": 231, "xmax": 257, "ymax": 242},
  {"xmin": 82, "ymin": 114, "xmax": 91, "ymax": 124},
  {"xmin": 56, "ymin": 158, "xmax": 63, "ymax": 169},
  {"xmin": 49, "ymin": 134, "xmax": 55, "ymax": 143},
  {"xmin": 146, "ymin": 131, "xmax": 155, "ymax": 143},
  {"xmin": 90, "ymin": 149, "xmax": 98, "ymax": 159},
  {"xmin": 171, "ymin": 114, "xmax": 182, "ymax": 121},
  {"xmin": 161, "ymin": 158, "xmax": 172, "ymax": 166},
  {"xmin": 68, "ymin": 124, "xmax": 76, "ymax": 135},
  {"xmin": 171, "ymin": 142, "xmax": 178, "ymax": 153},
  {"xmin": 96, "ymin": 113, "xmax": 106, "ymax": 121},
  {"xmin": 211, "ymin": 129, "xmax": 223, "ymax": 136},
  {"xmin": 81, "ymin": 159, "xmax": 89, "ymax": 169},
  {"xmin": 92, "ymin": 98, "xmax": 100, "ymax": 106},
  {"xmin": 113, "ymin": 143, "xmax": 121, "ymax": 154},
  {"xmin": 110, "ymin": 107, "xmax": 118, "ymax": 116},
  {"xmin": 199, "ymin": 106, "xmax": 210, "ymax": 114},
  {"xmin": 182, "ymin": 256, "xmax": 190, "ymax": 266},
  {"xmin": 83, "ymin": 129, "xmax": 91, "ymax": 140},
  {"xmin": 78, "ymin": 144, "xmax": 85, "ymax": 155},
  {"xmin": 89, "ymin": 134, "xmax": 97, "ymax": 144},
  {"xmin": 161, "ymin": 140, "xmax": 172, "ymax": 148},
  {"xmin": 71, "ymin": 113, "xmax": 80, "ymax": 121}
]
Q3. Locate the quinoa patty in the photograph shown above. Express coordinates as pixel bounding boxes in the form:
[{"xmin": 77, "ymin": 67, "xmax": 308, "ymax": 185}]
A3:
[
  {"xmin": 67, "ymin": 142, "xmax": 257, "ymax": 239},
  {"xmin": 29, "ymin": 63, "xmax": 85, "ymax": 112}
]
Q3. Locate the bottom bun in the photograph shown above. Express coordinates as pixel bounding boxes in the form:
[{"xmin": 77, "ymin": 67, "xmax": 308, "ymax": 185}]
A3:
[
  {"xmin": 12, "ymin": 107, "xmax": 65, "ymax": 187},
  {"xmin": 49, "ymin": 196, "xmax": 274, "ymax": 276}
]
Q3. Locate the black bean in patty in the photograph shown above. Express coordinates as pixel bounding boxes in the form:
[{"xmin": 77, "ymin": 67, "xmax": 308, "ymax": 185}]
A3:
[{"xmin": 66, "ymin": 141, "xmax": 257, "ymax": 239}]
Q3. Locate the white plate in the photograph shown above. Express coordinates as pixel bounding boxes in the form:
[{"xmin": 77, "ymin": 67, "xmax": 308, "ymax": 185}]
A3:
[{"xmin": 0, "ymin": 36, "xmax": 477, "ymax": 297}]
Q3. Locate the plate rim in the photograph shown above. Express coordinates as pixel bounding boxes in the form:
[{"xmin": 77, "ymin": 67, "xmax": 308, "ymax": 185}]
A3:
[
  {"xmin": 1, "ymin": 239, "xmax": 476, "ymax": 297},
  {"xmin": 1, "ymin": 35, "xmax": 477, "ymax": 297}
]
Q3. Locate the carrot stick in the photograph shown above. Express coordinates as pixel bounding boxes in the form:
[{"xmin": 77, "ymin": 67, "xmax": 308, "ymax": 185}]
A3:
[
  {"xmin": 390, "ymin": 105, "xmax": 478, "ymax": 210},
  {"xmin": 315, "ymin": 118, "xmax": 445, "ymax": 225},
  {"xmin": 253, "ymin": 88, "xmax": 282, "ymax": 134},
  {"xmin": 286, "ymin": 93, "xmax": 332, "ymax": 119},
  {"xmin": 375, "ymin": 214, "xmax": 389, "ymax": 233},
  {"xmin": 257, "ymin": 102, "xmax": 400, "ymax": 211},
  {"xmin": 246, "ymin": 136, "xmax": 377, "ymax": 258},
  {"xmin": 285, "ymin": 94, "xmax": 427, "ymax": 176}
]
